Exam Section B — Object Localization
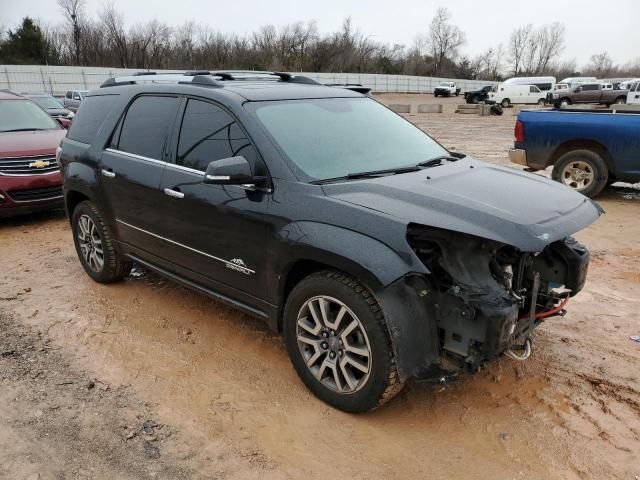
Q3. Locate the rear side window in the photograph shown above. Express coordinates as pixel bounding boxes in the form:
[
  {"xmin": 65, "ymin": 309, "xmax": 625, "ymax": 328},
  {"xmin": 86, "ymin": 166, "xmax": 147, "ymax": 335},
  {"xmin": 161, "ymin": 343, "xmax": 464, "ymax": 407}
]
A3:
[
  {"xmin": 176, "ymin": 99, "xmax": 258, "ymax": 172},
  {"xmin": 67, "ymin": 95, "xmax": 118, "ymax": 144},
  {"xmin": 116, "ymin": 96, "xmax": 179, "ymax": 160}
]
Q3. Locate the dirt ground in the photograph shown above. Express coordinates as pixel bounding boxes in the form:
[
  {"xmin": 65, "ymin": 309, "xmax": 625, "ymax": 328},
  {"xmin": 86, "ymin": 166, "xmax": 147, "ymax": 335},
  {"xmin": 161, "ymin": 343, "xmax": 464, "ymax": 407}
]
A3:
[{"xmin": 1, "ymin": 94, "xmax": 639, "ymax": 479}]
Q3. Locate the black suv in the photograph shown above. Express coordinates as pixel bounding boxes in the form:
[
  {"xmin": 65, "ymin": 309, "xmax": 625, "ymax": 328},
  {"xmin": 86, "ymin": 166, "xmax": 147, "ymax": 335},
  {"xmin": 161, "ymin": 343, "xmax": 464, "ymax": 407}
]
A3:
[{"xmin": 59, "ymin": 71, "xmax": 601, "ymax": 412}]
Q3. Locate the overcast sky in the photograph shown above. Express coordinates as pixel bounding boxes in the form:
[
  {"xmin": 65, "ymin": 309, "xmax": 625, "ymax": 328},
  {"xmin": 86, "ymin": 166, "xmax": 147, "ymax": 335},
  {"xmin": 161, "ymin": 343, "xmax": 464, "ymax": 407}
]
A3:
[{"xmin": 1, "ymin": 0, "xmax": 638, "ymax": 66}]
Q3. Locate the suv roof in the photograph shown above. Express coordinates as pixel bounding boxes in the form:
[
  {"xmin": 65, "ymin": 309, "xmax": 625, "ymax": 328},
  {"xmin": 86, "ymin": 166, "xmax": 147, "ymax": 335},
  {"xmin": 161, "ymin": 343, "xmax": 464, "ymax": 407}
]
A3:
[{"xmin": 99, "ymin": 70, "xmax": 366, "ymax": 101}]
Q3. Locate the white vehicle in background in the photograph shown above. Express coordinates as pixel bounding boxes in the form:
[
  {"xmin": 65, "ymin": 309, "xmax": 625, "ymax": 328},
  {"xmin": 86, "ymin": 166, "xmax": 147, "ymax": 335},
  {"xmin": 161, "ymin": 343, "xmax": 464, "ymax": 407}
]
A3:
[
  {"xmin": 559, "ymin": 77, "xmax": 597, "ymax": 88},
  {"xmin": 620, "ymin": 78, "xmax": 640, "ymax": 90},
  {"xmin": 627, "ymin": 82, "xmax": 640, "ymax": 105},
  {"xmin": 488, "ymin": 84, "xmax": 547, "ymax": 108},
  {"xmin": 601, "ymin": 82, "xmax": 613, "ymax": 90},
  {"xmin": 503, "ymin": 76, "xmax": 556, "ymax": 92},
  {"xmin": 433, "ymin": 81, "xmax": 461, "ymax": 97},
  {"xmin": 554, "ymin": 83, "xmax": 570, "ymax": 92}
]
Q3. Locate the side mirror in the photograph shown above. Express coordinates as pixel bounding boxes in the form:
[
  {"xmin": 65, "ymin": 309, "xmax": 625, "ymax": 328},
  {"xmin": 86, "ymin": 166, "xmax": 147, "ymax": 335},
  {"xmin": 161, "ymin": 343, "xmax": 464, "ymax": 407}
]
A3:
[
  {"xmin": 57, "ymin": 118, "xmax": 71, "ymax": 129},
  {"xmin": 204, "ymin": 156, "xmax": 265, "ymax": 186}
]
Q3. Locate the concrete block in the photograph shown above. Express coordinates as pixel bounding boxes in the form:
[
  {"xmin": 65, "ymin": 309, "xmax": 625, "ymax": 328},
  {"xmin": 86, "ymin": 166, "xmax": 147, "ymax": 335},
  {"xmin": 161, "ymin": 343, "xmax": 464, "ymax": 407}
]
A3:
[
  {"xmin": 455, "ymin": 104, "xmax": 479, "ymax": 114},
  {"xmin": 417, "ymin": 104, "xmax": 443, "ymax": 113},
  {"xmin": 480, "ymin": 104, "xmax": 493, "ymax": 116},
  {"xmin": 610, "ymin": 104, "xmax": 640, "ymax": 112},
  {"xmin": 389, "ymin": 103, "xmax": 411, "ymax": 113}
]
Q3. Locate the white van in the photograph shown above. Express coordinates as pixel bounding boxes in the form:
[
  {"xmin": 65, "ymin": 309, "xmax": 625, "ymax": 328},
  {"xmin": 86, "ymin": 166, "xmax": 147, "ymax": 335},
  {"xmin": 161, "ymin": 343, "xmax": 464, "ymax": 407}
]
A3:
[
  {"xmin": 488, "ymin": 84, "xmax": 547, "ymax": 107},
  {"xmin": 601, "ymin": 82, "xmax": 613, "ymax": 90},
  {"xmin": 559, "ymin": 77, "xmax": 597, "ymax": 87},
  {"xmin": 627, "ymin": 82, "xmax": 640, "ymax": 105},
  {"xmin": 620, "ymin": 78, "xmax": 640, "ymax": 90},
  {"xmin": 503, "ymin": 76, "xmax": 556, "ymax": 91}
]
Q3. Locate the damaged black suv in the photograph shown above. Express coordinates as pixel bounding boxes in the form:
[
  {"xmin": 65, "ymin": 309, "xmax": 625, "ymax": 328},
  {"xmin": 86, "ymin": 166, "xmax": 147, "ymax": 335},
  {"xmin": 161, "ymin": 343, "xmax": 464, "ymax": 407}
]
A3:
[{"xmin": 59, "ymin": 71, "xmax": 602, "ymax": 412}]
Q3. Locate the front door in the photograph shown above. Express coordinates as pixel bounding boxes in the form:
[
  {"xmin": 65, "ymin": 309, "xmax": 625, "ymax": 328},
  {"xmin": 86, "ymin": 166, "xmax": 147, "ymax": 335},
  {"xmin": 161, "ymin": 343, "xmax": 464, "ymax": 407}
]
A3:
[
  {"xmin": 155, "ymin": 97, "xmax": 271, "ymax": 309},
  {"xmin": 99, "ymin": 94, "xmax": 181, "ymax": 259}
]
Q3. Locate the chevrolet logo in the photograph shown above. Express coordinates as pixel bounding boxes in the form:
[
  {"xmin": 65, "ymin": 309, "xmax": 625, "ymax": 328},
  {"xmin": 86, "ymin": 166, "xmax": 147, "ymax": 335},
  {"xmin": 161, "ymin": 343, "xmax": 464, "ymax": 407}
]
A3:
[{"xmin": 29, "ymin": 160, "xmax": 50, "ymax": 169}]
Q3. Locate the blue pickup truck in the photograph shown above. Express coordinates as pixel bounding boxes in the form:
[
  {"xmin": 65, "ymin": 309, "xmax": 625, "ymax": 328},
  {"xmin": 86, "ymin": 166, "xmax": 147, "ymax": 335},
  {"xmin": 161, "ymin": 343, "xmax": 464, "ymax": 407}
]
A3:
[{"xmin": 509, "ymin": 109, "xmax": 640, "ymax": 197}]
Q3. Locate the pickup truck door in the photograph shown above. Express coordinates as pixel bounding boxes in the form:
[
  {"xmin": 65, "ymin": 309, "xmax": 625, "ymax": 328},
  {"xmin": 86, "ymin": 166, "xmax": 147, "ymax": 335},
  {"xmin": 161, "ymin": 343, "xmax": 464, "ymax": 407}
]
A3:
[{"xmin": 155, "ymin": 97, "xmax": 271, "ymax": 310}]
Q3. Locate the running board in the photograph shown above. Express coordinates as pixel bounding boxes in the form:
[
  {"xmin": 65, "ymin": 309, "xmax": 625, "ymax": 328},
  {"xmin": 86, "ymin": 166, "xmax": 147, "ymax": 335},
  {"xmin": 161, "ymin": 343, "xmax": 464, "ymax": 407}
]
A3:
[{"xmin": 127, "ymin": 254, "xmax": 270, "ymax": 320}]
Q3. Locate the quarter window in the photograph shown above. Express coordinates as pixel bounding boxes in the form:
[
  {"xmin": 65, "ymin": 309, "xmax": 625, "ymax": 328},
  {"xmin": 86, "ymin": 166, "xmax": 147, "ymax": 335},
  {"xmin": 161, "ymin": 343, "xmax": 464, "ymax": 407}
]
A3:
[
  {"xmin": 176, "ymin": 99, "xmax": 258, "ymax": 172},
  {"xmin": 117, "ymin": 96, "xmax": 179, "ymax": 160}
]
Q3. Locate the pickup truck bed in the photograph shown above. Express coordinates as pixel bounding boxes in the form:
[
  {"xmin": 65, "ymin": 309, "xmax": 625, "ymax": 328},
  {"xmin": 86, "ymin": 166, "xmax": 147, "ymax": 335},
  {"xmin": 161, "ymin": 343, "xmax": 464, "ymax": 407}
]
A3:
[{"xmin": 510, "ymin": 108, "xmax": 640, "ymax": 197}]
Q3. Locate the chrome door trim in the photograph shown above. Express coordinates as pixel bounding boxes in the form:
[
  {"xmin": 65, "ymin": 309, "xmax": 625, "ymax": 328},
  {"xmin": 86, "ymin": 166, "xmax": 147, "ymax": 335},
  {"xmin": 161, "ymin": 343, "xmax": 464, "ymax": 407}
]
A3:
[{"xmin": 115, "ymin": 218, "xmax": 255, "ymax": 275}]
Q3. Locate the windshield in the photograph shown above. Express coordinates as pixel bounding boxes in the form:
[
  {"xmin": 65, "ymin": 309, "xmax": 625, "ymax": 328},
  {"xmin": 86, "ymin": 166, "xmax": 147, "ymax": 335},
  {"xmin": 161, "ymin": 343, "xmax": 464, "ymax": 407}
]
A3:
[
  {"xmin": 250, "ymin": 97, "xmax": 448, "ymax": 181},
  {"xmin": 438, "ymin": 82, "xmax": 450, "ymax": 86},
  {"xmin": 0, "ymin": 100, "xmax": 59, "ymax": 132},
  {"xmin": 31, "ymin": 96, "xmax": 64, "ymax": 109}
]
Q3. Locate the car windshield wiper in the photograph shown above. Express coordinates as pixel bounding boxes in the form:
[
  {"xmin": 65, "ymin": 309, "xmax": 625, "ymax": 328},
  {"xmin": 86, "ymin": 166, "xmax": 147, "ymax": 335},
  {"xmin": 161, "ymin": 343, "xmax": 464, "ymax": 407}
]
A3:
[
  {"xmin": 417, "ymin": 155, "xmax": 461, "ymax": 168},
  {"xmin": 1, "ymin": 128, "xmax": 46, "ymax": 132},
  {"xmin": 312, "ymin": 166, "xmax": 421, "ymax": 184}
]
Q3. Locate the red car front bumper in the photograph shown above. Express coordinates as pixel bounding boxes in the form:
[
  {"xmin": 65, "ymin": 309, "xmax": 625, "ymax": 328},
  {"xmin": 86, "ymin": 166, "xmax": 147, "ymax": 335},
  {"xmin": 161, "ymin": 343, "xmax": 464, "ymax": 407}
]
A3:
[{"xmin": 0, "ymin": 171, "xmax": 64, "ymax": 218}]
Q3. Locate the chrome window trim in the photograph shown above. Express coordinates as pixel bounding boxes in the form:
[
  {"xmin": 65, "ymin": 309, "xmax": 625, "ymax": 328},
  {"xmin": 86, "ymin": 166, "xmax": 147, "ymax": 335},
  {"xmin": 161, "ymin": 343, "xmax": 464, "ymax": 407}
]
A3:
[
  {"xmin": 104, "ymin": 148, "xmax": 166, "ymax": 166},
  {"xmin": 115, "ymin": 218, "xmax": 255, "ymax": 275}
]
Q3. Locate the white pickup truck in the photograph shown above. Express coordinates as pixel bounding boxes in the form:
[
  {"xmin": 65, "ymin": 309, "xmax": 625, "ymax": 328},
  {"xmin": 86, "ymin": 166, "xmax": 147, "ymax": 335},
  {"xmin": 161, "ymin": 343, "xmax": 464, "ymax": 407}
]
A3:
[{"xmin": 434, "ymin": 81, "xmax": 461, "ymax": 97}]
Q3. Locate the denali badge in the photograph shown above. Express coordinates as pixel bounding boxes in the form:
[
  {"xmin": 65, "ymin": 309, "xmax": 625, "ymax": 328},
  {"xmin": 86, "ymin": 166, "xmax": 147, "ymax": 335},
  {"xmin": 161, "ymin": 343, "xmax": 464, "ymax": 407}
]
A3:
[
  {"xmin": 29, "ymin": 160, "xmax": 50, "ymax": 169},
  {"xmin": 226, "ymin": 258, "xmax": 253, "ymax": 275}
]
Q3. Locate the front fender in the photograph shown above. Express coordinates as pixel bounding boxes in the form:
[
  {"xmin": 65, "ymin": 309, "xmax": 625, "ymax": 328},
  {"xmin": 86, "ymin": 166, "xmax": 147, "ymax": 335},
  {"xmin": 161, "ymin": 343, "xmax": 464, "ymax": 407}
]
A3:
[{"xmin": 274, "ymin": 221, "xmax": 427, "ymax": 298}]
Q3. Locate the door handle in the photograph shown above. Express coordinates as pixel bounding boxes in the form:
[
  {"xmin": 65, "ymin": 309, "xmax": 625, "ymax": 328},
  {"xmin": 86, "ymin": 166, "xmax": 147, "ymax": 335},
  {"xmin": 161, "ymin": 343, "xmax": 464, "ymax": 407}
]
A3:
[
  {"xmin": 163, "ymin": 188, "xmax": 184, "ymax": 199},
  {"xmin": 101, "ymin": 169, "xmax": 116, "ymax": 178}
]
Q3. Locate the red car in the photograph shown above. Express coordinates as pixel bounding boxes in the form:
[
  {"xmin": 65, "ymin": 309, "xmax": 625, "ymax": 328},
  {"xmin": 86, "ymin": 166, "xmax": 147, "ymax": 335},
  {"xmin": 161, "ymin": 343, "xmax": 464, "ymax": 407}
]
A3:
[{"xmin": 0, "ymin": 91, "xmax": 69, "ymax": 218}]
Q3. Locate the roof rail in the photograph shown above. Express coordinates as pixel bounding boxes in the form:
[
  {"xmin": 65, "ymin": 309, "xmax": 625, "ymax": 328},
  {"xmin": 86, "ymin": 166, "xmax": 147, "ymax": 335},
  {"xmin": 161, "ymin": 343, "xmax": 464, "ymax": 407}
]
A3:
[{"xmin": 99, "ymin": 70, "xmax": 320, "ymax": 89}]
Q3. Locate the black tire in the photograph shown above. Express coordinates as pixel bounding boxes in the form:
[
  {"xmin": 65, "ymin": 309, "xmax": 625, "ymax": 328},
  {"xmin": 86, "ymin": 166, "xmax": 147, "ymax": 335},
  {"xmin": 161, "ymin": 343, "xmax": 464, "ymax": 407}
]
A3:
[
  {"xmin": 434, "ymin": 92, "xmax": 439, "ymax": 97},
  {"xmin": 537, "ymin": 98, "xmax": 546, "ymax": 106},
  {"xmin": 501, "ymin": 98, "xmax": 511, "ymax": 108},
  {"xmin": 71, "ymin": 200, "xmax": 132, "ymax": 283},
  {"xmin": 471, "ymin": 95, "xmax": 480, "ymax": 104},
  {"xmin": 490, "ymin": 104, "xmax": 504, "ymax": 116},
  {"xmin": 283, "ymin": 270, "xmax": 404, "ymax": 413},
  {"xmin": 613, "ymin": 96, "xmax": 626, "ymax": 105},
  {"xmin": 551, "ymin": 149, "xmax": 609, "ymax": 198}
]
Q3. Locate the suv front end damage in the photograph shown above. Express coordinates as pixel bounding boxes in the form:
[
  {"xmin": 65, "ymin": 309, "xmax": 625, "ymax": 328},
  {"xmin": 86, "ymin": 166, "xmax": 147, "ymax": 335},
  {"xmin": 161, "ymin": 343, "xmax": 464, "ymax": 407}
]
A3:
[{"xmin": 405, "ymin": 224, "xmax": 589, "ymax": 374}]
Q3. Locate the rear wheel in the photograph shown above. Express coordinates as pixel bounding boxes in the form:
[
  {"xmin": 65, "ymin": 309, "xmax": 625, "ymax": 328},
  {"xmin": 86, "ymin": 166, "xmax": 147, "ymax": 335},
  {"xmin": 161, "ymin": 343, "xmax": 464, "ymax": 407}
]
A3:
[
  {"xmin": 71, "ymin": 201, "xmax": 132, "ymax": 283},
  {"xmin": 501, "ymin": 98, "xmax": 511, "ymax": 108},
  {"xmin": 552, "ymin": 149, "xmax": 609, "ymax": 198},
  {"xmin": 283, "ymin": 270, "xmax": 403, "ymax": 412}
]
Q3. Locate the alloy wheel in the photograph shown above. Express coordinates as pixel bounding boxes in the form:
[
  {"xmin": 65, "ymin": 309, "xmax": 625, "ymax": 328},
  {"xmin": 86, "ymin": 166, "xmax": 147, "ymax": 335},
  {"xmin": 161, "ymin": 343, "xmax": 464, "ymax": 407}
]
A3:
[
  {"xmin": 296, "ymin": 295, "xmax": 372, "ymax": 394},
  {"xmin": 561, "ymin": 160, "xmax": 595, "ymax": 191},
  {"xmin": 77, "ymin": 214, "xmax": 104, "ymax": 272}
]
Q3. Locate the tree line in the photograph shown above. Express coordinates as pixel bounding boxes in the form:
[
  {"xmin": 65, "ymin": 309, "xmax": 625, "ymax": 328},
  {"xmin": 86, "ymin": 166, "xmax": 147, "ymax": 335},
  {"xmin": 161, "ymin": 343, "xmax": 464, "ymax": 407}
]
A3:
[{"xmin": 1, "ymin": 2, "xmax": 639, "ymax": 81}]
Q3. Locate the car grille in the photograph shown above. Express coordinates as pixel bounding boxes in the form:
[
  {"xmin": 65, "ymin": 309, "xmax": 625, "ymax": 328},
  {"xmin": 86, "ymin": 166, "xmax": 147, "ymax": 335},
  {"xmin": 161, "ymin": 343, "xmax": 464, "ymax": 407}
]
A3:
[
  {"xmin": 7, "ymin": 186, "xmax": 63, "ymax": 202},
  {"xmin": 0, "ymin": 155, "xmax": 59, "ymax": 175}
]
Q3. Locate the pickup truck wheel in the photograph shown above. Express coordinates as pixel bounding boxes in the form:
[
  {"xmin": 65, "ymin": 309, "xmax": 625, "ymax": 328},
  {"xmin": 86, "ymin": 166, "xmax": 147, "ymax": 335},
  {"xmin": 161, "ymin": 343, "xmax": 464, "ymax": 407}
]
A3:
[
  {"xmin": 552, "ymin": 150, "xmax": 609, "ymax": 198},
  {"xmin": 283, "ymin": 270, "xmax": 403, "ymax": 412},
  {"xmin": 501, "ymin": 98, "xmax": 511, "ymax": 108},
  {"xmin": 71, "ymin": 201, "xmax": 132, "ymax": 283},
  {"xmin": 471, "ymin": 95, "xmax": 480, "ymax": 104},
  {"xmin": 613, "ymin": 97, "xmax": 626, "ymax": 105}
]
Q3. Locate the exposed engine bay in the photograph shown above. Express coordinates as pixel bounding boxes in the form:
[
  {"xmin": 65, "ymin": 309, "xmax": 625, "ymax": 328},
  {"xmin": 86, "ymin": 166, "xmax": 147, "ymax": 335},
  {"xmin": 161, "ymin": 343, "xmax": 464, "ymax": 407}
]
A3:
[{"xmin": 406, "ymin": 225, "xmax": 590, "ymax": 372}]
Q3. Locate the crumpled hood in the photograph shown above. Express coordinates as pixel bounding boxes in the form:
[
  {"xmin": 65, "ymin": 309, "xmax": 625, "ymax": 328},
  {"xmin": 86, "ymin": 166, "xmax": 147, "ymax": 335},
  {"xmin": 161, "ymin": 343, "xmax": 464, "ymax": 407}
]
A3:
[{"xmin": 322, "ymin": 158, "xmax": 603, "ymax": 252}]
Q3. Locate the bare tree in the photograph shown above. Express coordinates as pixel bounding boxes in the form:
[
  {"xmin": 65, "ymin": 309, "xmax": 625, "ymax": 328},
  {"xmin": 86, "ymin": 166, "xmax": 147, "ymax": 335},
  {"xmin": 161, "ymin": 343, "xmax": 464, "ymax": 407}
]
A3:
[
  {"xmin": 99, "ymin": 3, "xmax": 129, "ymax": 67},
  {"xmin": 57, "ymin": 0, "xmax": 86, "ymax": 65},
  {"xmin": 427, "ymin": 7, "xmax": 465, "ymax": 76},
  {"xmin": 508, "ymin": 24, "xmax": 532, "ymax": 75},
  {"xmin": 586, "ymin": 52, "xmax": 613, "ymax": 77}
]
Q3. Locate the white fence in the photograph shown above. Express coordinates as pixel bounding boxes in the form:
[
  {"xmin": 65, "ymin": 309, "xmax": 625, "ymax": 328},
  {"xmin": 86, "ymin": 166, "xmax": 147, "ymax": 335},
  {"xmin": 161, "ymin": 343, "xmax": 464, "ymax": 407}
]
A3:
[{"xmin": 0, "ymin": 65, "xmax": 497, "ymax": 96}]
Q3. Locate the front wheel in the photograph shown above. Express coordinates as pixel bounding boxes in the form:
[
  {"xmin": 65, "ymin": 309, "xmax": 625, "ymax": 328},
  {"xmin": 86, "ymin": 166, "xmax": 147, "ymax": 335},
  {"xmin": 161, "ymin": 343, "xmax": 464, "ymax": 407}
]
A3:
[
  {"xmin": 501, "ymin": 98, "xmax": 511, "ymax": 108},
  {"xmin": 471, "ymin": 95, "xmax": 480, "ymax": 104},
  {"xmin": 71, "ymin": 201, "xmax": 132, "ymax": 283},
  {"xmin": 537, "ymin": 98, "xmax": 546, "ymax": 105},
  {"xmin": 551, "ymin": 149, "xmax": 609, "ymax": 198},
  {"xmin": 283, "ymin": 271, "xmax": 404, "ymax": 412}
]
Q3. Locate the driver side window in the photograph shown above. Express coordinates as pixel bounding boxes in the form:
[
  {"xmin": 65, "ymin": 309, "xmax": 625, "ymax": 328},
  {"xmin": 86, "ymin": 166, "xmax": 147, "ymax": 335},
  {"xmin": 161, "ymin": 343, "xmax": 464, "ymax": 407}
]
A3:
[{"xmin": 176, "ymin": 99, "xmax": 259, "ymax": 173}]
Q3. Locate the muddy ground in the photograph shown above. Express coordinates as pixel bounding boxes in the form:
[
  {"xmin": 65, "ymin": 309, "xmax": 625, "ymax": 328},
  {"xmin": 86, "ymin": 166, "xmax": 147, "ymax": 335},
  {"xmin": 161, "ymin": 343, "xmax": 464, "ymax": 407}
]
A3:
[{"xmin": 1, "ymin": 94, "xmax": 639, "ymax": 479}]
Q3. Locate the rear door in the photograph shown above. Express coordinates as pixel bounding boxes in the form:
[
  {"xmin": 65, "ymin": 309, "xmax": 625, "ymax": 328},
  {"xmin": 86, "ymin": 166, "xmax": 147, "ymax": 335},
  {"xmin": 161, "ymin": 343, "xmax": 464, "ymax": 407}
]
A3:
[
  {"xmin": 99, "ymin": 94, "xmax": 181, "ymax": 258},
  {"xmin": 155, "ymin": 97, "xmax": 271, "ymax": 308}
]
